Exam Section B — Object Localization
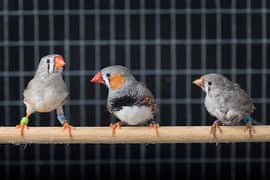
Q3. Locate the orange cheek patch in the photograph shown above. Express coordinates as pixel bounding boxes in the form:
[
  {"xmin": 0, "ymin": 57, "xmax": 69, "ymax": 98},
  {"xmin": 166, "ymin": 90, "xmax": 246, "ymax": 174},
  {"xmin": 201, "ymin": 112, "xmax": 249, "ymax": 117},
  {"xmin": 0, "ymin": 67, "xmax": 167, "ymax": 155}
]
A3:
[{"xmin": 109, "ymin": 74, "xmax": 126, "ymax": 90}]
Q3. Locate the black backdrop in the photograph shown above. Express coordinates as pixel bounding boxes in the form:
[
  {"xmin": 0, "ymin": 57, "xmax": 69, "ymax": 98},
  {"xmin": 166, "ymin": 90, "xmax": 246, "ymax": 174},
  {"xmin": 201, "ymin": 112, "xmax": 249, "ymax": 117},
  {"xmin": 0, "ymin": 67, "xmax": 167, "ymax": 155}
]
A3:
[{"xmin": 0, "ymin": 0, "xmax": 270, "ymax": 180}]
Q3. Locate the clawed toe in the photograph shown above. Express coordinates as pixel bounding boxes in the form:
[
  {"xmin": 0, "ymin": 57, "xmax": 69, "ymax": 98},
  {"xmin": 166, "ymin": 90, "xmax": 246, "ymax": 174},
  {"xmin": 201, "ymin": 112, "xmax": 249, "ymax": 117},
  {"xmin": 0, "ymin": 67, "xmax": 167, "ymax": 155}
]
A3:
[
  {"xmin": 245, "ymin": 123, "xmax": 255, "ymax": 139},
  {"xmin": 63, "ymin": 122, "xmax": 73, "ymax": 138},
  {"xmin": 16, "ymin": 124, "xmax": 28, "ymax": 137},
  {"xmin": 210, "ymin": 120, "xmax": 222, "ymax": 140},
  {"xmin": 149, "ymin": 123, "xmax": 160, "ymax": 136},
  {"xmin": 16, "ymin": 117, "xmax": 30, "ymax": 137},
  {"xmin": 110, "ymin": 122, "xmax": 122, "ymax": 136}
]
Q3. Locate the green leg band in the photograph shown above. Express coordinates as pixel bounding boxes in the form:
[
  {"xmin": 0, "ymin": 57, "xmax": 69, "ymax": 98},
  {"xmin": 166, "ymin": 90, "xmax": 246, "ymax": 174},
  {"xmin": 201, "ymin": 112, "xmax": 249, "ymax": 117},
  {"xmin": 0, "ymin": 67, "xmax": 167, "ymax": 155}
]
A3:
[{"xmin": 20, "ymin": 117, "xmax": 29, "ymax": 125}]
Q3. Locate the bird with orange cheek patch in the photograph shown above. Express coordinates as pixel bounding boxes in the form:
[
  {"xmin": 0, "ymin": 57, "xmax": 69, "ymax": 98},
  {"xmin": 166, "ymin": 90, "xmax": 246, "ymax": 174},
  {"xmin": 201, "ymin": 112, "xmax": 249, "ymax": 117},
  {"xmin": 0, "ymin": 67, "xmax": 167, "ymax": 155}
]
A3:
[
  {"xmin": 193, "ymin": 73, "xmax": 256, "ymax": 139},
  {"xmin": 91, "ymin": 65, "xmax": 159, "ymax": 136},
  {"xmin": 16, "ymin": 54, "xmax": 72, "ymax": 137}
]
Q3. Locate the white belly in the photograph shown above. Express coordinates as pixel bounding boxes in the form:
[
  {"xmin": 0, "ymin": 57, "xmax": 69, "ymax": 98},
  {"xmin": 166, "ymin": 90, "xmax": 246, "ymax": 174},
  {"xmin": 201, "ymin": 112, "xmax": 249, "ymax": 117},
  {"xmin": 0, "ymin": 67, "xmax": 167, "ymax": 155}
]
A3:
[{"xmin": 114, "ymin": 106, "xmax": 153, "ymax": 125}]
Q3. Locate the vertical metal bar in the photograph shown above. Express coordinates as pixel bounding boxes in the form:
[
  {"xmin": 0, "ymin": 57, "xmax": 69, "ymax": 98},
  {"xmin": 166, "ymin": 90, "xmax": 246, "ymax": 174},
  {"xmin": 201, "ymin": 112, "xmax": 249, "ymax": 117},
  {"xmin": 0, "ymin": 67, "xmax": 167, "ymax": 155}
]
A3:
[
  {"xmin": 155, "ymin": 1, "xmax": 161, "ymax": 180},
  {"xmin": 94, "ymin": 0, "xmax": 101, "ymax": 179},
  {"xmin": 216, "ymin": 1, "xmax": 222, "ymax": 73},
  {"xmin": 261, "ymin": 0, "xmax": 267, "ymax": 179},
  {"xmin": 109, "ymin": 0, "xmax": 116, "ymax": 179},
  {"xmin": 125, "ymin": 0, "xmax": 131, "ymax": 68},
  {"xmin": 18, "ymin": 1, "xmax": 25, "ymax": 179},
  {"xmin": 33, "ymin": 0, "xmax": 40, "ymax": 178},
  {"xmin": 200, "ymin": 0, "xmax": 207, "ymax": 178},
  {"xmin": 110, "ymin": 0, "xmax": 116, "ymax": 65},
  {"xmin": 64, "ymin": 0, "xmax": 71, "ymax": 179},
  {"xmin": 185, "ymin": 0, "xmax": 191, "ymax": 179},
  {"xmin": 3, "ymin": 0, "xmax": 9, "ymax": 125},
  {"xmin": 48, "ymin": 0, "xmax": 55, "ymax": 66},
  {"xmin": 170, "ymin": 0, "xmax": 176, "ymax": 179},
  {"xmin": 246, "ymin": 1, "xmax": 252, "ymax": 180},
  {"xmin": 124, "ymin": 0, "xmax": 131, "ymax": 179},
  {"xmin": 139, "ymin": 0, "xmax": 146, "ymax": 179},
  {"xmin": 79, "ymin": 0, "xmax": 86, "ymax": 179},
  {"xmin": 3, "ymin": 0, "xmax": 10, "ymax": 179},
  {"xmin": 48, "ymin": 0, "xmax": 55, "ymax": 178},
  {"xmin": 215, "ymin": 1, "xmax": 222, "ymax": 179},
  {"xmin": 231, "ymin": 1, "xmax": 236, "ymax": 180}
]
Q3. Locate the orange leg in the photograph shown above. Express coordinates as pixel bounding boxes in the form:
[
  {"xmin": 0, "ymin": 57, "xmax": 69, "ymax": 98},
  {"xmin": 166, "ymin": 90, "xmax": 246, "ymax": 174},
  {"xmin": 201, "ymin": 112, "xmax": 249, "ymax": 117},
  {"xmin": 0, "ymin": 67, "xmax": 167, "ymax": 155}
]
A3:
[
  {"xmin": 149, "ymin": 123, "xmax": 160, "ymax": 136},
  {"xmin": 16, "ymin": 112, "xmax": 31, "ymax": 136},
  {"xmin": 210, "ymin": 120, "xmax": 222, "ymax": 139},
  {"xmin": 110, "ymin": 122, "xmax": 123, "ymax": 136},
  {"xmin": 245, "ymin": 122, "xmax": 255, "ymax": 139},
  {"xmin": 63, "ymin": 121, "xmax": 73, "ymax": 138}
]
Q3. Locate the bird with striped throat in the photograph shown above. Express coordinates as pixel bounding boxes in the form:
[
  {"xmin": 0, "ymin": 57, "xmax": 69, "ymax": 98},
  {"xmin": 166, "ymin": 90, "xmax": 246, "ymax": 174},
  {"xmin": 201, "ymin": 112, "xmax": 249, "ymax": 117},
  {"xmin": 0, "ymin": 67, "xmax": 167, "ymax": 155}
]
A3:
[{"xmin": 90, "ymin": 65, "xmax": 159, "ymax": 136}]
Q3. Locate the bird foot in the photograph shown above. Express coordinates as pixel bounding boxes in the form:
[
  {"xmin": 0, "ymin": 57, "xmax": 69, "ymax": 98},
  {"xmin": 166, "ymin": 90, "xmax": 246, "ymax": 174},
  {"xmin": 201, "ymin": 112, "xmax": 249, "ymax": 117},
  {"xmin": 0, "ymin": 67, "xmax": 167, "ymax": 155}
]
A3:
[
  {"xmin": 110, "ymin": 122, "xmax": 122, "ymax": 136},
  {"xmin": 63, "ymin": 122, "xmax": 73, "ymax": 138},
  {"xmin": 210, "ymin": 120, "xmax": 222, "ymax": 139},
  {"xmin": 149, "ymin": 123, "xmax": 160, "ymax": 136},
  {"xmin": 244, "ymin": 122, "xmax": 255, "ymax": 139},
  {"xmin": 16, "ymin": 123, "xmax": 28, "ymax": 137},
  {"xmin": 16, "ymin": 117, "xmax": 29, "ymax": 136}
]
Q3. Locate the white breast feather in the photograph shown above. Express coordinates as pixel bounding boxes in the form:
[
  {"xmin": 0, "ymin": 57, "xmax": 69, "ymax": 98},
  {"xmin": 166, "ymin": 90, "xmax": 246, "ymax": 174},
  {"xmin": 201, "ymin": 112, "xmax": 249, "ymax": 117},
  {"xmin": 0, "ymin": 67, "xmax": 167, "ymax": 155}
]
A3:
[{"xmin": 114, "ymin": 106, "xmax": 153, "ymax": 125}]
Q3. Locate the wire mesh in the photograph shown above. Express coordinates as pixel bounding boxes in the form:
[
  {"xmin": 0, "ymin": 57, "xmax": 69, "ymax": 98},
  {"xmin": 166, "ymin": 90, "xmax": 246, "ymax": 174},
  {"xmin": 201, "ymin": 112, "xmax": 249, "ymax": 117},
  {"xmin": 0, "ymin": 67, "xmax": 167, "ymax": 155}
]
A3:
[{"xmin": 0, "ymin": 0, "xmax": 270, "ymax": 179}]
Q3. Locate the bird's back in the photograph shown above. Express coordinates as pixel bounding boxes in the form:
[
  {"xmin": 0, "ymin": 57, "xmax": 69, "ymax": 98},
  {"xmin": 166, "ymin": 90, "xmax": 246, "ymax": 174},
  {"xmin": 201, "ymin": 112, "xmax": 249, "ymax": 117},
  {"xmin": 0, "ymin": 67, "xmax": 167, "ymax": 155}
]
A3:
[{"xmin": 205, "ymin": 82, "xmax": 255, "ymax": 124}]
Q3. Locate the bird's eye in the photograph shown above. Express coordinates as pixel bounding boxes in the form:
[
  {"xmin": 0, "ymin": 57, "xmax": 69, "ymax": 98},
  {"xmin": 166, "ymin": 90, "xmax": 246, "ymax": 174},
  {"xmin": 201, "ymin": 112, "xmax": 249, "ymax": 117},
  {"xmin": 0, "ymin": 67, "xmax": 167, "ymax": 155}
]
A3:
[
  {"xmin": 208, "ymin": 81, "xmax": 212, "ymax": 86},
  {"xmin": 106, "ymin": 73, "xmax": 111, "ymax": 78},
  {"xmin": 46, "ymin": 59, "xmax": 50, "ymax": 64}
]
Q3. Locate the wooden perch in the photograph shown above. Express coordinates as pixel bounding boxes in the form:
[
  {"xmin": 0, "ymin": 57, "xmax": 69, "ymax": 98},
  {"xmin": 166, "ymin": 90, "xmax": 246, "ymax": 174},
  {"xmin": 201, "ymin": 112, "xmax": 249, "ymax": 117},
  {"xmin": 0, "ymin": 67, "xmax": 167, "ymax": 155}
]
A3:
[{"xmin": 0, "ymin": 126, "xmax": 269, "ymax": 144}]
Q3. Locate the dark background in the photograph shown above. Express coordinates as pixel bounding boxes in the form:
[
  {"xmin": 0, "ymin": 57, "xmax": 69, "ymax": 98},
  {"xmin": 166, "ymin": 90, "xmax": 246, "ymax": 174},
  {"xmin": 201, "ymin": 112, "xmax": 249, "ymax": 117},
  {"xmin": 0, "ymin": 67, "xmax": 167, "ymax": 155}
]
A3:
[{"xmin": 0, "ymin": 0, "xmax": 270, "ymax": 179}]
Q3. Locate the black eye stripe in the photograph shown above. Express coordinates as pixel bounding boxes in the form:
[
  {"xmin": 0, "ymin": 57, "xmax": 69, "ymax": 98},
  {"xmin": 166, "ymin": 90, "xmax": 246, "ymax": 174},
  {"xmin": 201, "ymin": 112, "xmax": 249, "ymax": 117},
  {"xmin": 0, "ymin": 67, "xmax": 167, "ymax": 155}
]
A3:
[{"xmin": 47, "ymin": 59, "xmax": 51, "ymax": 73}]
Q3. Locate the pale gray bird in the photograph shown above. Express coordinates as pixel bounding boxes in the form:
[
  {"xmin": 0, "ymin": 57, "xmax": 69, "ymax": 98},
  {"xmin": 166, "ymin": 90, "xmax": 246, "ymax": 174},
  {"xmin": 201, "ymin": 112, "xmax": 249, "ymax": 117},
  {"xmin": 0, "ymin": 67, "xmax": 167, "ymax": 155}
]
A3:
[
  {"xmin": 193, "ymin": 73, "xmax": 256, "ymax": 138},
  {"xmin": 90, "ymin": 65, "xmax": 159, "ymax": 136},
  {"xmin": 17, "ymin": 54, "xmax": 72, "ymax": 137}
]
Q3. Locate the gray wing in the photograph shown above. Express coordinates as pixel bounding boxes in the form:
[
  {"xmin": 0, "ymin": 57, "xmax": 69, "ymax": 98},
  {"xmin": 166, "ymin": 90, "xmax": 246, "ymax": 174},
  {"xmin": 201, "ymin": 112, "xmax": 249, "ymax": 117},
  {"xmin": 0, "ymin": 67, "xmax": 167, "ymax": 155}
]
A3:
[
  {"xmin": 219, "ymin": 83, "xmax": 255, "ymax": 123},
  {"xmin": 226, "ymin": 83, "xmax": 255, "ymax": 114},
  {"xmin": 134, "ymin": 82, "xmax": 158, "ymax": 115},
  {"xmin": 107, "ymin": 81, "xmax": 157, "ymax": 115},
  {"xmin": 205, "ymin": 82, "xmax": 254, "ymax": 124}
]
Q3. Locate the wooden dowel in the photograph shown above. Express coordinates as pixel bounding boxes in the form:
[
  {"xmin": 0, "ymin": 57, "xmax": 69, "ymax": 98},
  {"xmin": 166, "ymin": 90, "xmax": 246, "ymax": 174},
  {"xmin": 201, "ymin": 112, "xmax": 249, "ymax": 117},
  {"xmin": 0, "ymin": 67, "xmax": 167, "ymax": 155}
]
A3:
[{"xmin": 0, "ymin": 126, "xmax": 269, "ymax": 144}]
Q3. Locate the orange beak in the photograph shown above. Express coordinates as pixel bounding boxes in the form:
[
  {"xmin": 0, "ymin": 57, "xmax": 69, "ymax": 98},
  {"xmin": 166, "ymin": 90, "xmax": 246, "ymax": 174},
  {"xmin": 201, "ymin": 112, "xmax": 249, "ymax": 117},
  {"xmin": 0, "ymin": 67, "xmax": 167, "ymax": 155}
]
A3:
[
  {"xmin": 193, "ymin": 76, "xmax": 205, "ymax": 88},
  {"xmin": 90, "ymin": 71, "xmax": 105, "ymax": 84},
  {"xmin": 54, "ymin": 55, "xmax": 65, "ymax": 69}
]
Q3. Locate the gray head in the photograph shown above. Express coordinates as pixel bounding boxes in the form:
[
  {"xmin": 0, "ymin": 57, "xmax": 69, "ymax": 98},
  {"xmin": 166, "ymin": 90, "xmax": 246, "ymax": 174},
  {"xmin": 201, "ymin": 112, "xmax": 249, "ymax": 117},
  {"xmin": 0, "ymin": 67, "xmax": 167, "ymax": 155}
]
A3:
[
  {"xmin": 193, "ymin": 73, "xmax": 231, "ymax": 94},
  {"xmin": 90, "ymin": 65, "xmax": 136, "ymax": 90},
  {"xmin": 35, "ymin": 54, "xmax": 66, "ymax": 76}
]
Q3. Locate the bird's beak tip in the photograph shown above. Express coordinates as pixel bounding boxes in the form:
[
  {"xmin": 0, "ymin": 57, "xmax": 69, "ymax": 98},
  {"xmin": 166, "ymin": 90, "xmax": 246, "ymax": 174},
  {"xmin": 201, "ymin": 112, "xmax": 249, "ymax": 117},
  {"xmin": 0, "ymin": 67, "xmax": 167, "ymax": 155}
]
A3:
[
  {"xmin": 54, "ymin": 55, "xmax": 65, "ymax": 68},
  {"xmin": 90, "ymin": 71, "xmax": 105, "ymax": 84},
  {"xmin": 193, "ymin": 79, "xmax": 200, "ymax": 86},
  {"xmin": 193, "ymin": 77, "xmax": 204, "ymax": 88}
]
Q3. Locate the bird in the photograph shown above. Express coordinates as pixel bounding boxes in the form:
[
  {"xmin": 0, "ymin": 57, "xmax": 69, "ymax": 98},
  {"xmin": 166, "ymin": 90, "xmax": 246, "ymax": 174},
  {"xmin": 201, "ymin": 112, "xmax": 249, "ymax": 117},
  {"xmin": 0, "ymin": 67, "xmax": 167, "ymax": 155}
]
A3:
[
  {"xmin": 90, "ymin": 65, "xmax": 159, "ymax": 136},
  {"xmin": 193, "ymin": 73, "xmax": 256, "ymax": 139},
  {"xmin": 16, "ymin": 54, "xmax": 72, "ymax": 137}
]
